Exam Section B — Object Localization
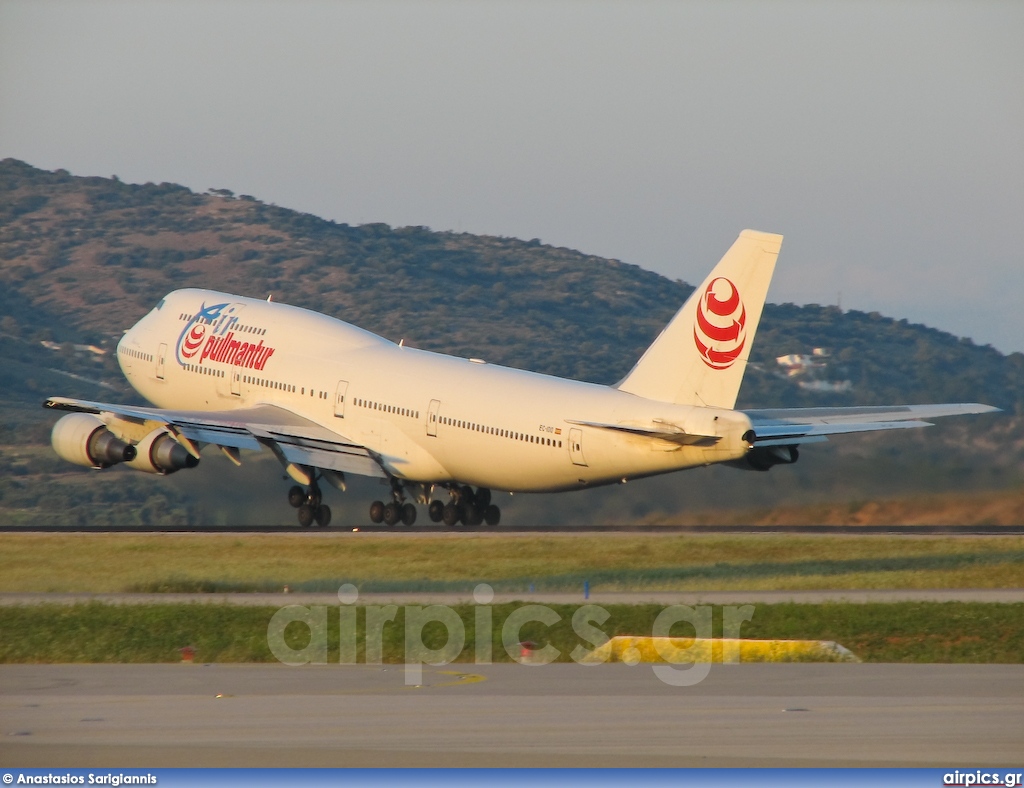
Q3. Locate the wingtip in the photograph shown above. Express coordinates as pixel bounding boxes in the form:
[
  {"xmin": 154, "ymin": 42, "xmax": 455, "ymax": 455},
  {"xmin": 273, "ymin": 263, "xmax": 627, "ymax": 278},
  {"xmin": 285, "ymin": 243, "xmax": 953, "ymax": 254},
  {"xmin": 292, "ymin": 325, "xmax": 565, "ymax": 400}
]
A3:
[{"xmin": 965, "ymin": 403, "xmax": 1002, "ymax": 414}]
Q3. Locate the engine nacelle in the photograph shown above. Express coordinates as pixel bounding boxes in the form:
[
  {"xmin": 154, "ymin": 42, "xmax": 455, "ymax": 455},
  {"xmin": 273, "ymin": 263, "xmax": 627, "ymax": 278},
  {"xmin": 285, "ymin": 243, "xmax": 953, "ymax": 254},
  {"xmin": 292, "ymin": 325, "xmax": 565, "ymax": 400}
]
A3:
[
  {"xmin": 727, "ymin": 444, "xmax": 800, "ymax": 472},
  {"xmin": 125, "ymin": 429, "xmax": 200, "ymax": 475},
  {"xmin": 51, "ymin": 413, "xmax": 137, "ymax": 469}
]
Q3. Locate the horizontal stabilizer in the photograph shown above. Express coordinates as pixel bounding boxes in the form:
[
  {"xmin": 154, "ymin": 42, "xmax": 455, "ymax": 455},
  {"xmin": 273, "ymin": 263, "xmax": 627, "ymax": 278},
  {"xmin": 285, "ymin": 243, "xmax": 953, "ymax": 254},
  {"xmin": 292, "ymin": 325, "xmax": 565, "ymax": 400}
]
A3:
[
  {"xmin": 745, "ymin": 403, "xmax": 999, "ymax": 424},
  {"xmin": 752, "ymin": 420, "xmax": 933, "ymax": 442},
  {"xmin": 566, "ymin": 419, "xmax": 721, "ymax": 447},
  {"xmin": 744, "ymin": 403, "xmax": 1000, "ymax": 444},
  {"xmin": 754, "ymin": 435, "xmax": 829, "ymax": 447}
]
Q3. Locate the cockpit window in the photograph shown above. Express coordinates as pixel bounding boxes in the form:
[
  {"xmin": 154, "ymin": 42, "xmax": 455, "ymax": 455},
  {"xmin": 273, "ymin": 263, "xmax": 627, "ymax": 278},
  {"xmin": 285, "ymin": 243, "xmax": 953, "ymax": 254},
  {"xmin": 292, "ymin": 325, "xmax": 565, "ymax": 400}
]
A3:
[{"xmin": 156, "ymin": 298, "xmax": 166, "ymax": 310}]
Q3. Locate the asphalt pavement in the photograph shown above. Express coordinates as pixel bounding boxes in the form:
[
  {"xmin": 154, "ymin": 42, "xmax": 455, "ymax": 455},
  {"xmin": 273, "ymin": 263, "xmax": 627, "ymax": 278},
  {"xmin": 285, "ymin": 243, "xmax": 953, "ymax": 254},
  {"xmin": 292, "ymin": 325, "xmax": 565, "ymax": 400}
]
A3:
[{"xmin": 2, "ymin": 663, "xmax": 1021, "ymax": 767}]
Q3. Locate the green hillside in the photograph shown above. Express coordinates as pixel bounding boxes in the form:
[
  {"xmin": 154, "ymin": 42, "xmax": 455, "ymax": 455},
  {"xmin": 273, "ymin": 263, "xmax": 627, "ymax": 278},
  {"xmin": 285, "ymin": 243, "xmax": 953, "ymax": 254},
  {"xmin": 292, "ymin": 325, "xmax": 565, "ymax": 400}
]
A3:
[{"xmin": 1, "ymin": 158, "xmax": 1021, "ymax": 525}]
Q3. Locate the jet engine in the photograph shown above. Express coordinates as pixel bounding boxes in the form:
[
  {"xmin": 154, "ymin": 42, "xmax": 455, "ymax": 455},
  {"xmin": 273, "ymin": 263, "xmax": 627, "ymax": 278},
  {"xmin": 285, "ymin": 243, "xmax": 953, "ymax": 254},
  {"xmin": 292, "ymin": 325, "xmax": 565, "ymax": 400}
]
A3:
[
  {"xmin": 51, "ymin": 413, "xmax": 137, "ymax": 469},
  {"xmin": 126, "ymin": 429, "xmax": 200, "ymax": 475},
  {"xmin": 728, "ymin": 444, "xmax": 800, "ymax": 472}
]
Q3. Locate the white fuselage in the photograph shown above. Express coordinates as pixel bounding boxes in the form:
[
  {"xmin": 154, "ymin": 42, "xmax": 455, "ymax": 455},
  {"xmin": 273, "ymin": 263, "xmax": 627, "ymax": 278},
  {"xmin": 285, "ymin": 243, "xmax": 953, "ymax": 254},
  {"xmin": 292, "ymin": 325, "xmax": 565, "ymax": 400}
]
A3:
[{"xmin": 115, "ymin": 289, "xmax": 752, "ymax": 492}]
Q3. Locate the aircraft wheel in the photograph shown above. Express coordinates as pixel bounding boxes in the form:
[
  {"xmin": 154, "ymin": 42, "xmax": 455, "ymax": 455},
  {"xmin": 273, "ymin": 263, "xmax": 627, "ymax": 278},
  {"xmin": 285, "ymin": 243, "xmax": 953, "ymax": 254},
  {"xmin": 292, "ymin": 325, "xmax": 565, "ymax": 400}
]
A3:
[
  {"xmin": 315, "ymin": 504, "xmax": 332, "ymax": 527},
  {"xmin": 463, "ymin": 502, "xmax": 482, "ymax": 526},
  {"xmin": 288, "ymin": 485, "xmax": 305, "ymax": 508},
  {"xmin": 484, "ymin": 505, "xmax": 501, "ymax": 526},
  {"xmin": 383, "ymin": 502, "xmax": 401, "ymax": 526},
  {"xmin": 476, "ymin": 488, "xmax": 492, "ymax": 508},
  {"xmin": 459, "ymin": 484, "xmax": 474, "ymax": 503},
  {"xmin": 369, "ymin": 500, "xmax": 385, "ymax": 524},
  {"xmin": 401, "ymin": 503, "xmax": 417, "ymax": 526},
  {"xmin": 442, "ymin": 502, "xmax": 460, "ymax": 526},
  {"xmin": 297, "ymin": 503, "xmax": 315, "ymax": 527},
  {"xmin": 428, "ymin": 500, "xmax": 444, "ymax": 523}
]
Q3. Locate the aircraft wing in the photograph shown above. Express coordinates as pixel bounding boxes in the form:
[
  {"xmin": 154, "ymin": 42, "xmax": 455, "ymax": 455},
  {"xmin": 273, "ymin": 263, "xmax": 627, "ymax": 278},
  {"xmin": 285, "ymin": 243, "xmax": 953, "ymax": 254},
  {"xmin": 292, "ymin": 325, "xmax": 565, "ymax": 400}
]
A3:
[
  {"xmin": 43, "ymin": 396, "xmax": 388, "ymax": 479},
  {"xmin": 742, "ymin": 403, "xmax": 1000, "ymax": 447}
]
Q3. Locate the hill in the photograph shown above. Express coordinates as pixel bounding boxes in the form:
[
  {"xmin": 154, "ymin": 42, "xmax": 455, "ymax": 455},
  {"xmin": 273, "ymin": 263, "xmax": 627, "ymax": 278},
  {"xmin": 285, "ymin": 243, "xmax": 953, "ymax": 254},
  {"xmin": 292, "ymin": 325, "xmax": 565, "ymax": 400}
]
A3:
[{"xmin": 1, "ymin": 158, "xmax": 1022, "ymax": 525}]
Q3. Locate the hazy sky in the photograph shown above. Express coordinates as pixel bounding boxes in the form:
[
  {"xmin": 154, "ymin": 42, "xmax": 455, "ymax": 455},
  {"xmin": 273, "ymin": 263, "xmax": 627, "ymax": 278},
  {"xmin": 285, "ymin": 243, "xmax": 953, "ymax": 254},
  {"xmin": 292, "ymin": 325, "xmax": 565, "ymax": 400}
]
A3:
[{"xmin": 2, "ymin": 1, "xmax": 1022, "ymax": 353}]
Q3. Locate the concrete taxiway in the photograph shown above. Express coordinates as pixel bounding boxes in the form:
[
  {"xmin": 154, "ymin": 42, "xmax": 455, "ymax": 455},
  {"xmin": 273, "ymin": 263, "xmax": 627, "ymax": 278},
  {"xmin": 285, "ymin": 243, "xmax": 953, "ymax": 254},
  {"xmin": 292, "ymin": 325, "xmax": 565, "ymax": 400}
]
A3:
[{"xmin": 1, "ymin": 663, "xmax": 1021, "ymax": 767}]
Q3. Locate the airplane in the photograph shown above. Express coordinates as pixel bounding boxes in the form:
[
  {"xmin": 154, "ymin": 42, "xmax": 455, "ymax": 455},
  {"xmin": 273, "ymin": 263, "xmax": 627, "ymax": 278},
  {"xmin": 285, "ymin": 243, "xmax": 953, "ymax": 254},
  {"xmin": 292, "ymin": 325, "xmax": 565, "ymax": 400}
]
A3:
[{"xmin": 44, "ymin": 230, "xmax": 999, "ymax": 527}]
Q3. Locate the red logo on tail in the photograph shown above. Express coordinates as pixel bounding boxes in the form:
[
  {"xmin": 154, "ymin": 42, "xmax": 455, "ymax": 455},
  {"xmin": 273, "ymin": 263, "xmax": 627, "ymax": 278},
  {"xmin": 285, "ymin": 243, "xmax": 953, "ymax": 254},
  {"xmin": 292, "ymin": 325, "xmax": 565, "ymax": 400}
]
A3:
[{"xmin": 693, "ymin": 277, "xmax": 746, "ymax": 369}]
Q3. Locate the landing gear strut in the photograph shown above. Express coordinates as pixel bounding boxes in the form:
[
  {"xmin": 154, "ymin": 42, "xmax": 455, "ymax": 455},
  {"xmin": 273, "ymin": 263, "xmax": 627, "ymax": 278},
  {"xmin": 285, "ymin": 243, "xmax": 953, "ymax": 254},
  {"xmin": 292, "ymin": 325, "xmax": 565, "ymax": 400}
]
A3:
[{"xmin": 288, "ymin": 481, "xmax": 331, "ymax": 527}]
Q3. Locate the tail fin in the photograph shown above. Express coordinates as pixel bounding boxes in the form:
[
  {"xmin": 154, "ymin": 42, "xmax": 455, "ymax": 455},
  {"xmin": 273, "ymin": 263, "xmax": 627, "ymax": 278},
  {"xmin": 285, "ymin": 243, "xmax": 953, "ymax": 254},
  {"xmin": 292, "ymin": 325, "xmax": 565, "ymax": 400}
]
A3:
[{"xmin": 616, "ymin": 229, "xmax": 783, "ymax": 408}]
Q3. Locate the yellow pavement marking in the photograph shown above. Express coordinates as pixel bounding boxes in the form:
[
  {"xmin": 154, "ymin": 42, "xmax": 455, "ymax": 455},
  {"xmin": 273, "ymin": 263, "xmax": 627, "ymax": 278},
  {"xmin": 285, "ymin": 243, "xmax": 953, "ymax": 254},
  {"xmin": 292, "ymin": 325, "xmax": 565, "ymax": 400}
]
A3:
[
  {"xmin": 582, "ymin": 636, "xmax": 859, "ymax": 663},
  {"xmin": 431, "ymin": 670, "xmax": 488, "ymax": 687}
]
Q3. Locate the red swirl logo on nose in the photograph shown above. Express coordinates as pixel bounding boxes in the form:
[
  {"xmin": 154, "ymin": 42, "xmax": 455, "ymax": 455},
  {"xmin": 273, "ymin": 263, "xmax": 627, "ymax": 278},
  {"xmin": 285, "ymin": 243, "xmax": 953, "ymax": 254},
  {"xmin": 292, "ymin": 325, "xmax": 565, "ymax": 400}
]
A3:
[
  {"xmin": 181, "ymin": 324, "xmax": 206, "ymax": 358},
  {"xmin": 693, "ymin": 277, "xmax": 746, "ymax": 369}
]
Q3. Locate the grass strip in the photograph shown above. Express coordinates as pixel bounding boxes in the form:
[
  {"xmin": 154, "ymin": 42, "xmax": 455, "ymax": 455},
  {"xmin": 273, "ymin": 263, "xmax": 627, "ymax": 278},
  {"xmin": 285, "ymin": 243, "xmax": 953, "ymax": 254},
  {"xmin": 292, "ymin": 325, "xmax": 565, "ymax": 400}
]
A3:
[
  {"xmin": 4, "ymin": 534, "xmax": 1024, "ymax": 593},
  {"xmin": 1, "ymin": 601, "xmax": 1021, "ymax": 664},
  {"xmin": 128, "ymin": 549, "xmax": 1024, "ymax": 593}
]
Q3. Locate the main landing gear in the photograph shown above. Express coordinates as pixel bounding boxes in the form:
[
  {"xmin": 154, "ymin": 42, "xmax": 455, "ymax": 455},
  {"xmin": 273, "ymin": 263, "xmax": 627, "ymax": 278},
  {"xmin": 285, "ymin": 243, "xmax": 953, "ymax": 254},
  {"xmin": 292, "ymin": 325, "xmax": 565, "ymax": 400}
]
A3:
[
  {"xmin": 435, "ymin": 485, "xmax": 500, "ymax": 527},
  {"xmin": 369, "ymin": 499, "xmax": 418, "ymax": 527},
  {"xmin": 288, "ymin": 481, "xmax": 331, "ymax": 527},
  {"xmin": 368, "ymin": 483, "xmax": 500, "ymax": 527},
  {"xmin": 368, "ymin": 478, "xmax": 417, "ymax": 526}
]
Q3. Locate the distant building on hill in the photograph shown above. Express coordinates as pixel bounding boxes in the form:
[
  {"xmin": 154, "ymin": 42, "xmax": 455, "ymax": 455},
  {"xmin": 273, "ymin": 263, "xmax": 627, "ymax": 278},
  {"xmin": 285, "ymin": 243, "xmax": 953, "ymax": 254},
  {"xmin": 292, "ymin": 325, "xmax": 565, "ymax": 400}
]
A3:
[
  {"xmin": 775, "ymin": 348, "xmax": 851, "ymax": 393},
  {"xmin": 776, "ymin": 347, "xmax": 829, "ymax": 377}
]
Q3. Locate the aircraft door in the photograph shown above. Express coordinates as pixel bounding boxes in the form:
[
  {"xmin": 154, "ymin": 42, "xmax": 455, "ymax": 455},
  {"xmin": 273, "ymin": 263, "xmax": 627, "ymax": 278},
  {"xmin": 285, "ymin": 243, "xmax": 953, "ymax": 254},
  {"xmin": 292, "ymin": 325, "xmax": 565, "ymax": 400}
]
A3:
[
  {"xmin": 568, "ymin": 428, "xmax": 587, "ymax": 467},
  {"xmin": 334, "ymin": 380, "xmax": 349, "ymax": 418},
  {"xmin": 231, "ymin": 369, "xmax": 241, "ymax": 396},
  {"xmin": 156, "ymin": 344, "xmax": 167, "ymax": 380},
  {"xmin": 427, "ymin": 399, "xmax": 441, "ymax": 437}
]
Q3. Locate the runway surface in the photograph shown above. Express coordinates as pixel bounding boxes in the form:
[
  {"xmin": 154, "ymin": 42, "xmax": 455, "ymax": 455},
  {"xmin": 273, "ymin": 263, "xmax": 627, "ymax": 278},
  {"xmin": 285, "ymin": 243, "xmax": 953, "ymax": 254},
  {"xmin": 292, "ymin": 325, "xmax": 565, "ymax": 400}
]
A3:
[
  {"xmin": 2, "ymin": 663, "xmax": 1021, "ymax": 767},
  {"xmin": 4, "ymin": 524, "xmax": 1023, "ymax": 534},
  {"xmin": 3, "ymin": 589, "xmax": 1023, "ymax": 606}
]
